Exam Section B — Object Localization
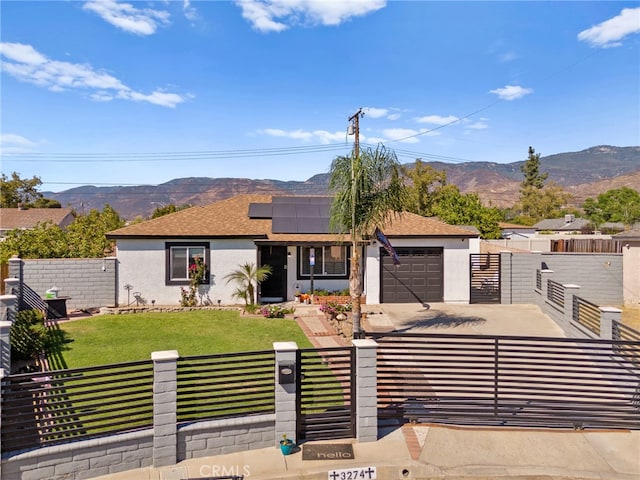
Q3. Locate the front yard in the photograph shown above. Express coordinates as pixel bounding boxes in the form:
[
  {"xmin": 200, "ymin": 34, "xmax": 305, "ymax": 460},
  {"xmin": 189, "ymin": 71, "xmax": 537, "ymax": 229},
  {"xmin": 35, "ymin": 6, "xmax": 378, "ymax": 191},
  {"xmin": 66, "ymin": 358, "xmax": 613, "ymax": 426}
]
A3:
[{"xmin": 49, "ymin": 309, "xmax": 313, "ymax": 369}]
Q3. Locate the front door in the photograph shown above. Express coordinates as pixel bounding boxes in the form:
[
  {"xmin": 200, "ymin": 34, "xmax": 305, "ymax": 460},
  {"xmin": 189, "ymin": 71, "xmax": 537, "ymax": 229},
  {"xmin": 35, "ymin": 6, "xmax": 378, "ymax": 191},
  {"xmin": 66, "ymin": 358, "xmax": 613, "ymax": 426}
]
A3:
[{"xmin": 259, "ymin": 245, "xmax": 287, "ymax": 302}]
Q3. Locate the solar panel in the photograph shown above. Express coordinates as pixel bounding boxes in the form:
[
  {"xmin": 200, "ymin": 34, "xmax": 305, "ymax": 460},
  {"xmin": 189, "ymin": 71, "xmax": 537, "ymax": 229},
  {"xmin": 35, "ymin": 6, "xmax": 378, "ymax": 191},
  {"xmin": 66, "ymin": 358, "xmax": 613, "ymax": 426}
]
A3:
[
  {"xmin": 247, "ymin": 203, "xmax": 272, "ymax": 219},
  {"xmin": 269, "ymin": 196, "xmax": 333, "ymax": 234}
]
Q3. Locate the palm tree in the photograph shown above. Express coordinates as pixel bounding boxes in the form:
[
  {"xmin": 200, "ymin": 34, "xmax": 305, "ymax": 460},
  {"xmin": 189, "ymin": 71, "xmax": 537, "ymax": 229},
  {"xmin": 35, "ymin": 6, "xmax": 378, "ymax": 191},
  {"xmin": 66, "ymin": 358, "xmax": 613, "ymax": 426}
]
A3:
[
  {"xmin": 224, "ymin": 262, "xmax": 272, "ymax": 305},
  {"xmin": 328, "ymin": 144, "xmax": 407, "ymax": 338}
]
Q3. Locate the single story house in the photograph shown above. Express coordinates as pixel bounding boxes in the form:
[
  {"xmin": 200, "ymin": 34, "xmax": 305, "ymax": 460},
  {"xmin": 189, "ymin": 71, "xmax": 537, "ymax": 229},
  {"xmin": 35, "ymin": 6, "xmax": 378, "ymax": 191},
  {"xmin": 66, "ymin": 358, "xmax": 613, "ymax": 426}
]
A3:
[
  {"xmin": 533, "ymin": 215, "xmax": 591, "ymax": 234},
  {"xmin": 499, "ymin": 222, "xmax": 537, "ymax": 239},
  {"xmin": 106, "ymin": 194, "xmax": 480, "ymax": 306},
  {"xmin": 0, "ymin": 207, "xmax": 74, "ymax": 239}
]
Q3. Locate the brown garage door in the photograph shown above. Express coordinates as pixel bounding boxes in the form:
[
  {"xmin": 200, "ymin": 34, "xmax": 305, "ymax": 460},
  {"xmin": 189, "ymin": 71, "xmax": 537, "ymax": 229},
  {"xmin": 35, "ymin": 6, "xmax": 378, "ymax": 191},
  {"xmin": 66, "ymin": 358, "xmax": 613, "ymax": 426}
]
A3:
[{"xmin": 380, "ymin": 247, "xmax": 443, "ymax": 303}]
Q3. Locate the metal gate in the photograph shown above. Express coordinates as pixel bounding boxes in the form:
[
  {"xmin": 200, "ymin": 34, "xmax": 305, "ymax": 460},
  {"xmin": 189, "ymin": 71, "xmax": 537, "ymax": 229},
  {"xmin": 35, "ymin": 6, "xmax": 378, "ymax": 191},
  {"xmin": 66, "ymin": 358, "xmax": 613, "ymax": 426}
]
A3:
[
  {"xmin": 296, "ymin": 347, "xmax": 355, "ymax": 441},
  {"xmin": 374, "ymin": 332, "xmax": 640, "ymax": 430},
  {"xmin": 470, "ymin": 253, "xmax": 501, "ymax": 304}
]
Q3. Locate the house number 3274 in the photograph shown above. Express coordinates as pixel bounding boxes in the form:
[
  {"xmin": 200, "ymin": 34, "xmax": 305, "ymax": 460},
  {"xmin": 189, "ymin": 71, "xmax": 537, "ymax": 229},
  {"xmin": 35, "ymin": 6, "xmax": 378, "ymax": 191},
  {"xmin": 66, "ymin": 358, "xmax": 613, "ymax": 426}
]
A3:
[{"xmin": 327, "ymin": 467, "xmax": 376, "ymax": 480}]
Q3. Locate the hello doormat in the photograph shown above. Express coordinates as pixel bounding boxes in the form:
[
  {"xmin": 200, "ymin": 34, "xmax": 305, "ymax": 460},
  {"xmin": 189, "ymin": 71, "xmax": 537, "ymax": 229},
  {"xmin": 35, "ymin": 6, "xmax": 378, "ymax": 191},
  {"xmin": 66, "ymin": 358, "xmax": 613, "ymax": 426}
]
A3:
[{"xmin": 302, "ymin": 443, "xmax": 354, "ymax": 461}]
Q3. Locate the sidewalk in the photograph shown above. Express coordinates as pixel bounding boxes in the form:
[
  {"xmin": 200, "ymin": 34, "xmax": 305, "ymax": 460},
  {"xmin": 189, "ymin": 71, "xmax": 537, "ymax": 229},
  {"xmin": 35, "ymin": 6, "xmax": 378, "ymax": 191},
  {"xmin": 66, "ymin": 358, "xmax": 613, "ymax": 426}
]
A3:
[
  {"xmin": 92, "ymin": 424, "xmax": 640, "ymax": 480},
  {"xmin": 91, "ymin": 304, "xmax": 640, "ymax": 480}
]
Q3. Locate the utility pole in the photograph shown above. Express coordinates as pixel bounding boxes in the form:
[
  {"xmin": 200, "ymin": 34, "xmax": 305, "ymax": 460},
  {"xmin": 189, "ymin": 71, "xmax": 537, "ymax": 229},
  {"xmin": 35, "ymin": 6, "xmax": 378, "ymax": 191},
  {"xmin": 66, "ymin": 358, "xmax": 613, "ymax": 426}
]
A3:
[{"xmin": 348, "ymin": 108, "xmax": 364, "ymax": 338}]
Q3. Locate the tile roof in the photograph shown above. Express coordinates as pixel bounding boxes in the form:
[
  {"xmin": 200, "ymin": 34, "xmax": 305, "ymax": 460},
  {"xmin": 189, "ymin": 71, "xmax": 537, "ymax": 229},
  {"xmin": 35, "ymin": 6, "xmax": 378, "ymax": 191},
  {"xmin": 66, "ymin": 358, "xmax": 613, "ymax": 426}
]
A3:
[
  {"xmin": 107, "ymin": 194, "xmax": 477, "ymax": 240},
  {"xmin": 0, "ymin": 208, "xmax": 74, "ymax": 230}
]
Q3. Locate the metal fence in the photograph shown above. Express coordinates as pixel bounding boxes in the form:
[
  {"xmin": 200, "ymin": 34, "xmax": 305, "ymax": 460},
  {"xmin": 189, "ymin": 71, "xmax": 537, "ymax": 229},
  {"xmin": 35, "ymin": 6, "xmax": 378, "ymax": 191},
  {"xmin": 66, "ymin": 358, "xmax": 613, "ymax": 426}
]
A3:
[
  {"xmin": 373, "ymin": 332, "xmax": 640, "ymax": 430},
  {"xmin": 573, "ymin": 296, "xmax": 601, "ymax": 335},
  {"xmin": 176, "ymin": 350, "xmax": 275, "ymax": 424},
  {"xmin": 547, "ymin": 279, "xmax": 565, "ymax": 307},
  {"xmin": 1, "ymin": 360, "xmax": 154, "ymax": 453}
]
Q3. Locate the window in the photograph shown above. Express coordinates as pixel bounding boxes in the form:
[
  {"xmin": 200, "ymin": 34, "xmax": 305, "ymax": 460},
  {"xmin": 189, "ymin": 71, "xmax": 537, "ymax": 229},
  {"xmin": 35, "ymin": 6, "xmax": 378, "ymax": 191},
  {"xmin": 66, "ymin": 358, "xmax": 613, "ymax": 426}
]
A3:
[
  {"xmin": 298, "ymin": 246, "xmax": 348, "ymax": 278},
  {"xmin": 165, "ymin": 242, "xmax": 210, "ymax": 285}
]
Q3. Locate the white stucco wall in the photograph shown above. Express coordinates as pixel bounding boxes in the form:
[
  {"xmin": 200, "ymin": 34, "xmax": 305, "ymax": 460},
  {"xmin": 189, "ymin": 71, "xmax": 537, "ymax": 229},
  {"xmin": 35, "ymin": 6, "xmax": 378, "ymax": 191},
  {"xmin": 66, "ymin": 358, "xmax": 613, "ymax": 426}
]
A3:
[
  {"xmin": 284, "ymin": 246, "xmax": 349, "ymax": 301},
  {"xmin": 116, "ymin": 238, "xmax": 258, "ymax": 306},
  {"xmin": 364, "ymin": 237, "xmax": 475, "ymax": 304}
]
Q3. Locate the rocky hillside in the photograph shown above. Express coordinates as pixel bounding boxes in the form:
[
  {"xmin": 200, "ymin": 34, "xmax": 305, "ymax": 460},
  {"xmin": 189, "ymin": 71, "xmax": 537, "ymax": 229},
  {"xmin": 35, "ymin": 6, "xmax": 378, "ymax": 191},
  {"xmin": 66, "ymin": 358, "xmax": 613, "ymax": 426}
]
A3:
[{"xmin": 46, "ymin": 145, "xmax": 640, "ymax": 219}]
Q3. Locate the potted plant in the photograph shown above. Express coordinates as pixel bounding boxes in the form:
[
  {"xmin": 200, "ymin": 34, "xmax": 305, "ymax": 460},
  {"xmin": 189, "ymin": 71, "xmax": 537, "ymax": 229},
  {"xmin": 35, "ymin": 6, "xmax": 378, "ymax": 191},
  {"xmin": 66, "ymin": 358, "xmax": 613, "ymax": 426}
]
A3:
[{"xmin": 280, "ymin": 433, "xmax": 294, "ymax": 455}]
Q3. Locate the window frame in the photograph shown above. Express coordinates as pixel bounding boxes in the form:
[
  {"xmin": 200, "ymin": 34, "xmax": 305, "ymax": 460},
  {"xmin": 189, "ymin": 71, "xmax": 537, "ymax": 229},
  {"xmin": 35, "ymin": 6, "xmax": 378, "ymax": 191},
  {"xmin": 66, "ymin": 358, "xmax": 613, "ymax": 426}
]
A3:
[
  {"xmin": 165, "ymin": 242, "xmax": 210, "ymax": 286},
  {"xmin": 297, "ymin": 245, "xmax": 349, "ymax": 280}
]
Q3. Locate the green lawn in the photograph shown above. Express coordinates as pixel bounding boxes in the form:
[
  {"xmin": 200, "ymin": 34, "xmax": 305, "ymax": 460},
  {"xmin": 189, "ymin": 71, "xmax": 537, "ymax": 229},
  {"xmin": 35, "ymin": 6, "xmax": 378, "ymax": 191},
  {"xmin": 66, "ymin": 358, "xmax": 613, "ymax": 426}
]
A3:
[{"xmin": 49, "ymin": 310, "xmax": 313, "ymax": 369}]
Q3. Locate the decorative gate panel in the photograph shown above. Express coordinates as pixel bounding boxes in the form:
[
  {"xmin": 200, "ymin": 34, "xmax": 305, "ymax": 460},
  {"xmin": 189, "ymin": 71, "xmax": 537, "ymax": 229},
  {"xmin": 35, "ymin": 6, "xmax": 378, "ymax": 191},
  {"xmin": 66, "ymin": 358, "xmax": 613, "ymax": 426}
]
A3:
[
  {"xmin": 296, "ymin": 347, "xmax": 355, "ymax": 441},
  {"xmin": 470, "ymin": 253, "xmax": 501, "ymax": 304}
]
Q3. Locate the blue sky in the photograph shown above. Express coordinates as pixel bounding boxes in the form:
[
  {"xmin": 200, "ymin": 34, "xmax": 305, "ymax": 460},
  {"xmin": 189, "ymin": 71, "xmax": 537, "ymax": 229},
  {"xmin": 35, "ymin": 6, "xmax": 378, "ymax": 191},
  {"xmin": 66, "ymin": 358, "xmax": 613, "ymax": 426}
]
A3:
[{"xmin": 1, "ymin": 1, "xmax": 639, "ymax": 192}]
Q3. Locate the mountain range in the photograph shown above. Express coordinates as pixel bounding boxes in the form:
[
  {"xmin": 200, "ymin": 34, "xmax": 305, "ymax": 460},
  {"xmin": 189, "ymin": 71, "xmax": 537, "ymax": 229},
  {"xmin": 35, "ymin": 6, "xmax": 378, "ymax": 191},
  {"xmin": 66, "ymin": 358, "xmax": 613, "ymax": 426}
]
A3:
[{"xmin": 45, "ymin": 145, "xmax": 640, "ymax": 220}]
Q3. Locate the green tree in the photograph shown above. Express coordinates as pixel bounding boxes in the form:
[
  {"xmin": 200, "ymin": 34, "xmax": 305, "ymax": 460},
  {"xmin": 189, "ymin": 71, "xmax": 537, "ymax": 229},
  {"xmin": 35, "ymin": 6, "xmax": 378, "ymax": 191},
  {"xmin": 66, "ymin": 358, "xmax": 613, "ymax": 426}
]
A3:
[
  {"xmin": 403, "ymin": 163, "xmax": 502, "ymax": 239},
  {"xmin": 65, "ymin": 204, "xmax": 124, "ymax": 257},
  {"xmin": 0, "ymin": 204, "xmax": 124, "ymax": 262},
  {"xmin": 583, "ymin": 187, "xmax": 640, "ymax": 226},
  {"xmin": 328, "ymin": 144, "xmax": 407, "ymax": 338},
  {"xmin": 520, "ymin": 146, "xmax": 548, "ymax": 189},
  {"xmin": 430, "ymin": 185, "xmax": 503, "ymax": 239},
  {"xmin": 224, "ymin": 262, "xmax": 272, "ymax": 306},
  {"xmin": 0, "ymin": 222, "xmax": 68, "ymax": 262},
  {"xmin": 515, "ymin": 147, "xmax": 570, "ymax": 223},
  {"xmin": 401, "ymin": 160, "xmax": 447, "ymax": 216},
  {"xmin": 0, "ymin": 172, "xmax": 45, "ymax": 208},
  {"xmin": 151, "ymin": 203, "xmax": 191, "ymax": 219},
  {"xmin": 514, "ymin": 182, "xmax": 572, "ymax": 225}
]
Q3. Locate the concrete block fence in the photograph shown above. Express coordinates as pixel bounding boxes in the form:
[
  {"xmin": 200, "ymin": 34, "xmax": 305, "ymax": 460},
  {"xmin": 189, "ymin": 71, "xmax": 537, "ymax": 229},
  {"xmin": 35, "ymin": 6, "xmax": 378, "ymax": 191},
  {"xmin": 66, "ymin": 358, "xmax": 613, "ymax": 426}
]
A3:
[
  {"xmin": 8, "ymin": 256, "xmax": 117, "ymax": 312},
  {"xmin": 531, "ymin": 273, "xmax": 623, "ymax": 340},
  {"xmin": 0, "ymin": 338, "xmax": 379, "ymax": 480}
]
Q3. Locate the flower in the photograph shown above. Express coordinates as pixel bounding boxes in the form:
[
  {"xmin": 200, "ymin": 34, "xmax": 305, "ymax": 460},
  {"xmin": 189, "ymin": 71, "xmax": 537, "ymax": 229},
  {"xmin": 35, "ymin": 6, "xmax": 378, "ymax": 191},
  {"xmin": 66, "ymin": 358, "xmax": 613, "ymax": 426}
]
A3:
[
  {"xmin": 319, "ymin": 301, "xmax": 352, "ymax": 317},
  {"xmin": 260, "ymin": 304, "xmax": 295, "ymax": 318}
]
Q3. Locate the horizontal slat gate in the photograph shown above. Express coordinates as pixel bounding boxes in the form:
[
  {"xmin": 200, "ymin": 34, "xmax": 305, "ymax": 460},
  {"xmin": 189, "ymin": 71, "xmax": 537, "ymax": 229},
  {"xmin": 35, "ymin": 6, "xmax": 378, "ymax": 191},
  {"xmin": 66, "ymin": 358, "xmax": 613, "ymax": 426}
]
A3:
[
  {"xmin": 470, "ymin": 254, "xmax": 501, "ymax": 304},
  {"xmin": 375, "ymin": 333, "xmax": 640, "ymax": 430},
  {"xmin": 296, "ymin": 347, "xmax": 355, "ymax": 441}
]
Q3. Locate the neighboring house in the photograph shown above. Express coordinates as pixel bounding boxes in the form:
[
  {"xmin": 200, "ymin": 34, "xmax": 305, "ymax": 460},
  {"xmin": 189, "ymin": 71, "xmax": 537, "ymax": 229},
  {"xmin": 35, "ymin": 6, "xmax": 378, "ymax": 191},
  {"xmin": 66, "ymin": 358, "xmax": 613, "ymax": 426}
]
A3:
[
  {"xmin": 615, "ymin": 228, "xmax": 640, "ymax": 306},
  {"xmin": 107, "ymin": 194, "xmax": 480, "ymax": 306},
  {"xmin": 0, "ymin": 207, "xmax": 74, "ymax": 239},
  {"xmin": 533, "ymin": 215, "xmax": 591, "ymax": 234},
  {"xmin": 499, "ymin": 222, "xmax": 537, "ymax": 239}
]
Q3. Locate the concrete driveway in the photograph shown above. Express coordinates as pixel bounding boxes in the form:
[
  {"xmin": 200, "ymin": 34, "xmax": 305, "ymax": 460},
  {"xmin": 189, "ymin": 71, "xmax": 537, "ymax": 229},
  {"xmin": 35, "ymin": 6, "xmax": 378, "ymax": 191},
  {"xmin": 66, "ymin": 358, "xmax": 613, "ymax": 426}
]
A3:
[{"xmin": 365, "ymin": 303, "xmax": 566, "ymax": 337}]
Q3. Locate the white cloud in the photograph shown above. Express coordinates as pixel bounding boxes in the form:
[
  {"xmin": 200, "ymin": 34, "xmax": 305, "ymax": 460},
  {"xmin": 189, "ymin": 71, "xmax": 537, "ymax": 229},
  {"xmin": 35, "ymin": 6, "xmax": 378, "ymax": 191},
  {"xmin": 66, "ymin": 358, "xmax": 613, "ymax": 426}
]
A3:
[
  {"xmin": 387, "ymin": 113, "xmax": 400, "ymax": 121},
  {"xmin": 381, "ymin": 128, "xmax": 437, "ymax": 144},
  {"xmin": 0, "ymin": 133, "xmax": 39, "ymax": 154},
  {"xmin": 466, "ymin": 121, "xmax": 489, "ymax": 130},
  {"xmin": 183, "ymin": 0, "xmax": 198, "ymax": 22},
  {"xmin": 0, "ymin": 42, "xmax": 188, "ymax": 108},
  {"xmin": 578, "ymin": 7, "xmax": 640, "ymax": 48},
  {"xmin": 259, "ymin": 128, "xmax": 343, "ymax": 143},
  {"xmin": 83, "ymin": 0, "xmax": 170, "ymax": 36},
  {"xmin": 236, "ymin": 0, "xmax": 386, "ymax": 33},
  {"xmin": 415, "ymin": 115, "xmax": 459, "ymax": 126},
  {"xmin": 489, "ymin": 85, "xmax": 533, "ymax": 101},
  {"xmin": 364, "ymin": 107, "xmax": 388, "ymax": 118}
]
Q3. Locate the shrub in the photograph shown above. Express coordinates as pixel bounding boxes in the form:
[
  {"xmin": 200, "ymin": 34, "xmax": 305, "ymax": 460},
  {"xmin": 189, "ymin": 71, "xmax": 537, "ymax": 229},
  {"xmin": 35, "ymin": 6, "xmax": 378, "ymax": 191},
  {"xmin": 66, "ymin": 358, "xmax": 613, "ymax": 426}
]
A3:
[
  {"xmin": 319, "ymin": 301, "xmax": 352, "ymax": 317},
  {"xmin": 11, "ymin": 309, "xmax": 52, "ymax": 362},
  {"xmin": 260, "ymin": 304, "xmax": 295, "ymax": 318}
]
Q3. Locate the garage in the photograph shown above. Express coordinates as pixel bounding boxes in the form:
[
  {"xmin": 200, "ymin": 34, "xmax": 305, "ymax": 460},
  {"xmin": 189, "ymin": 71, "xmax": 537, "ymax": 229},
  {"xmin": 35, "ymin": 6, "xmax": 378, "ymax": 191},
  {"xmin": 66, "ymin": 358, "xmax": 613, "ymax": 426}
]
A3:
[{"xmin": 380, "ymin": 247, "xmax": 443, "ymax": 303}]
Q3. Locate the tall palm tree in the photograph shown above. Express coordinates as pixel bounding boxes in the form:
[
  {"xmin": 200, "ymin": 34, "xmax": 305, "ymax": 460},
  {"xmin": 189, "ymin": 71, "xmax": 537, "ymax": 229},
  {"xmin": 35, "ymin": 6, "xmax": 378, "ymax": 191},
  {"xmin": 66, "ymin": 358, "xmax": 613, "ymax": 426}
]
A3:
[
  {"xmin": 224, "ymin": 262, "xmax": 272, "ymax": 305},
  {"xmin": 328, "ymin": 144, "xmax": 407, "ymax": 338}
]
